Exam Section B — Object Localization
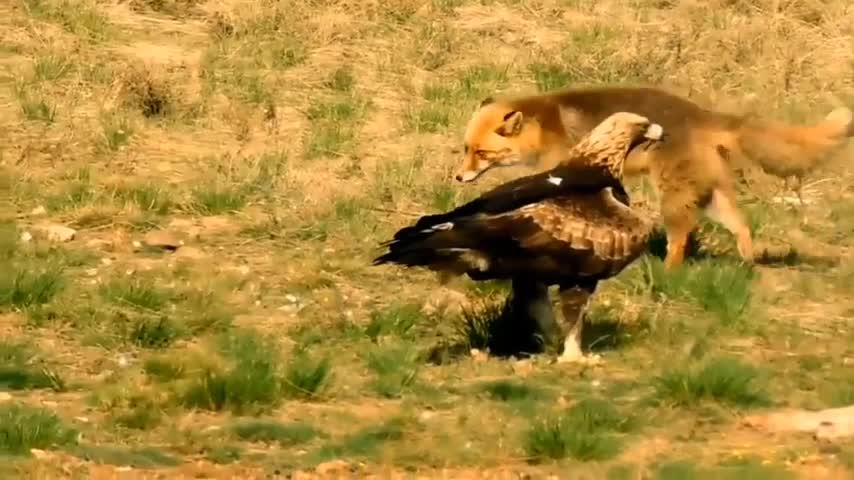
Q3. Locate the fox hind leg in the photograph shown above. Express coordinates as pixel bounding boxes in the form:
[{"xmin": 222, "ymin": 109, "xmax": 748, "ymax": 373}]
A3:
[{"xmin": 704, "ymin": 187, "xmax": 754, "ymax": 263}]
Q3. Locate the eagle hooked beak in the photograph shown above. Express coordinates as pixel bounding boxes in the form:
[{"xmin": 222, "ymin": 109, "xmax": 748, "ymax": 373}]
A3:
[
  {"xmin": 644, "ymin": 123, "xmax": 665, "ymax": 141},
  {"xmin": 627, "ymin": 122, "xmax": 666, "ymax": 155}
]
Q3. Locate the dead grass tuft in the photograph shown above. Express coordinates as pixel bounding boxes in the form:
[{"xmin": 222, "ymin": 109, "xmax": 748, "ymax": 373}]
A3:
[{"xmin": 116, "ymin": 64, "xmax": 175, "ymax": 118}]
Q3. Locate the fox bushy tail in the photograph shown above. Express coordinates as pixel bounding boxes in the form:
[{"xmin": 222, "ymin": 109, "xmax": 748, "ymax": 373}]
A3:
[{"xmin": 732, "ymin": 106, "xmax": 853, "ymax": 178}]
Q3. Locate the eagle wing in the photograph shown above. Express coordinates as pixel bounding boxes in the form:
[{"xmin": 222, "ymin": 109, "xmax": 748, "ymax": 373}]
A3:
[
  {"xmin": 472, "ymin": 188, "xmax": 653, "ymax": 279},
  {"xmin": 385, "ymin": 161, "xmax": 627, "ymax": 247}
]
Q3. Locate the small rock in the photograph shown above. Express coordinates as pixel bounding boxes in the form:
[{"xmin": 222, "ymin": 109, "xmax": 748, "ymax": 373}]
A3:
[
  {"xmin": 74, "ymin": 416, "xmax": 89, "ymax": 423},
  {"xmin": 30, "ymin": 206, "xmax": 47, "ymax": 216},
  {"xmin": 315, "ymin": 459, "xmax": 352, "ymax": 475},
  {"xmin": 116, "ymin": 355, "xmax": 130, "ymax": 368},
  {"xmin": 85, "ymin": 268, "xmax": 98, "ymax": 277},
  {"xmin": 285, "ymin": 294, "xmax": 298, "ymax": 303},
  {"xmin": 131, "ymin": 241, "xmax": 142, "ymax": 250},
  {"xmin": 0, "ymin": 392, "xmax": 12, "ymax": 402},
  {"xmin": 100, "ymin": 258, "xmax": 113, "ymax": 266},
  {"xmin": 44, "ymin": 225, "xmax": 76, "ymax": 242},
  {"xmin": 19, "ymin": 231, "xmax": 33, "ymax": 243},
  {"xmin": 470, "ymin": 348, "xmax": 488, "ymax": 363},
  {"xmin": 419, "ymin": 410, "xmax": 435, "ymax": 422},
  {"xmin": 30, "ymin": 448, "xmax": 51, "ymax": 460},
  {"xmin": 143, "ymin": 230, "xmax": 183, "ymax": 250}
]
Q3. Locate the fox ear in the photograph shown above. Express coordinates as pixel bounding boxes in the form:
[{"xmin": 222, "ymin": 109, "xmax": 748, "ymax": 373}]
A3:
[{"xmin": 497, "ymin": 110, "xmax": 524, "ymax": 136}]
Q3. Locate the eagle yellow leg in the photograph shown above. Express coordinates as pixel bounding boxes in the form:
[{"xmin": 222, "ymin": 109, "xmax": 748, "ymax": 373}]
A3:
[{"xmin": 555, "ymin": 285, "xmax": 602, "ymax": 366}]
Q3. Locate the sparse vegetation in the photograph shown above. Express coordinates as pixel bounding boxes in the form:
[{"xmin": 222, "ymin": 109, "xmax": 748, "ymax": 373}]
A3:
[
  {"xmin": 653, "ymin": 356, "xmax": 770, "ymax": 408},
  {"xmin": 179, "ymin": 329, "xmax": 331, "ymax": 412},
  {"xmin": 1, "ymin": 0, "xmax": 852, "ymax": 476},
  {"xmin": 231, "ymin": 419, "xmax": 323, "ymax": 447},
  {"xmin": 524, "ymin": 398, "xmax": 630, "ymax": 463},
  {"xmin": 0, "ymin": 403, "xmax": 78, "ymax": 455},
  {"xmin": 0, "ymin": 342, "xmax": 65, "ymax": 392}
]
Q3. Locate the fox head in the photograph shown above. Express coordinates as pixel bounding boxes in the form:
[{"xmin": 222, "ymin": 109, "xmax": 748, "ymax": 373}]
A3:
[{"xmin": 454, "ymin": 97, "xmax": 543, "ymax": 183}]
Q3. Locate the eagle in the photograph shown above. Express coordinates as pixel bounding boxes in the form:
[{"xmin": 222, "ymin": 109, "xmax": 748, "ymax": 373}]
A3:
[{"xmin": 372, "ymin": 112, "xmax": 665, "ymax": 365}]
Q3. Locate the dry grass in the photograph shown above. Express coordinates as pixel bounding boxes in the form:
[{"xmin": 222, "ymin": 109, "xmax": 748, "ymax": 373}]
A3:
[{"xmin": 1, "ymin": 0, "xmax": 854, "ymax": 477}]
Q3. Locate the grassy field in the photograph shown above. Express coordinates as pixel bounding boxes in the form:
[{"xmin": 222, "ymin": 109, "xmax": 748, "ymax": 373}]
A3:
[{"xmin": 2, "ymin": 0, "xmax": 854, "ymax": 478}]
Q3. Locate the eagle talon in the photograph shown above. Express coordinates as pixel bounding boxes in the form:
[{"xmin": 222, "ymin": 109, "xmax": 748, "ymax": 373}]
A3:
[{"xmin": 556, "ymin": 351, "xmax": 602, "ymax": 366}]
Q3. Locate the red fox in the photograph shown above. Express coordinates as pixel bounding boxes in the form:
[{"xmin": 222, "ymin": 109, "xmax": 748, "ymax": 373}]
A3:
[{"xmin": 454, "ymin": 86, "xmax": 853, "ymax": 269}]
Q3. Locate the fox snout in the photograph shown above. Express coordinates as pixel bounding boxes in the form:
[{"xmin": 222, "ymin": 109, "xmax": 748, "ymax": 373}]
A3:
[
  {"xmin": 454, "ymin": 168, "xmax": 483, "ymax": 183},
  {"xmin": 454, "ymin": 157, "xmax": 485, "ymax": 183}
]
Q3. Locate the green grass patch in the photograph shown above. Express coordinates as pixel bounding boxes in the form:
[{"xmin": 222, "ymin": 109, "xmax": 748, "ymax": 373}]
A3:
[
  {"xmin": 0, "ymin": 265, "xmax": 64, "ymax": 311},
  {"xmin": 110, "ymin": 394, "xmax": 162, "ymax": 430},
  {"xmin": 180, "ymin": 330, "xmax": 331, "ymax": 413},
  {"xmin": 143, "ymin": 355, "xmax": 186, "ymax": 383},
  {"xmin": 404, "ymin": 64, "xmax": 509, "ymax": 133},
  {"xmin": 97, "ymin": 112, "xmax": 134, "ymax": 152},
  {"xmin": 99, "ymin": 276, "xmax": 174, "ymax": 311},
  {"xmin": 45, "ymin": 169, "xmax": 97, "ymax": 212},
  {"xmin": 24, "ymin": 0, "xmax": 111, "ymax": 41},
  {"xmin": 524, "ymin": 397, "xmax": 637, "ymax": 462},
  {"xmin": 529, "ymin": 62, "xmax": 573, "ymax": 92},
  {"xmin": 303, "ymin": 97, "xmax": 367, "ymax": 160},
  {"xmin": 113, "ymin": 183, "xmax": 174, "ymax": 214},
  {"xmin": 481, "ymin": 380, "xmax": 545, "ymax": 403},
  {"xmin": 0, "ymin": 341, "xmax": 65, "ymax": 392},
  {"xmin": 70, "ymin": 445, "xmax": 182, "ymax": 468},
  {"xmin": 653, "ymin": 356, "xmax": 770, "ymax": 408},
  {"xmin": 364, "ymin": 343, "xmax": 420, "ymax": 398},
  {"xmin": 312, "ymin": 417, "xmax": 410, "ymax": 463},
  {"xmin": 324, "ymin": 66, "xmax": 355, "ymax": 93},
  {"xmin": 231, "ymin": 419, "xmax": 323, "ymax": 446},
  {"xmin": 281, "ymin": 351, "xmax": 332, "ymax": 400},
  {"xmin": 189, "ymin": 184, "xmax": 247, "ymax": 215},
  {"xmin": 18, "ymin": 94, "xmax": 56, "ymax": 123},
  {"xmin": 32, "ymin": 54, "xmax": 73, "ymax": 82},
  {"xmin": 645, "ymin": 259, "xmax": 756, "ymax": 326},
  {"xmin": 364, "ymin": 303, "xmax": 423, "ymax": 342},
  {"xmin": 0, "ymin": 403, "xmax": 78, "ymax": 455},
  {"xmin": 129, "ymin": 315, "xmax": 183, "ymax": 349}
]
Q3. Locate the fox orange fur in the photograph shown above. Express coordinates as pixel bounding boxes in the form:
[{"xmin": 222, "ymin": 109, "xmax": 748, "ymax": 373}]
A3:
[{"xmin": 454, "ymin": 86, "xmax": 854, "ymax": 270}]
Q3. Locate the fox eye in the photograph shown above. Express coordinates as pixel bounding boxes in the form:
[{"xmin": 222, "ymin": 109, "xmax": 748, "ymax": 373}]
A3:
[{"xmin": 475, "ymin": 150, "xmax": 488, "ymax": 158}]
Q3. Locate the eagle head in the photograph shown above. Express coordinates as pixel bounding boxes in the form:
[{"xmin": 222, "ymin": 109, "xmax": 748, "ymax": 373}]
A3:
[{"xmin": 576, "ymin": 112, "xmax": 666, "ymax": 179}]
